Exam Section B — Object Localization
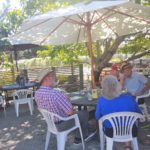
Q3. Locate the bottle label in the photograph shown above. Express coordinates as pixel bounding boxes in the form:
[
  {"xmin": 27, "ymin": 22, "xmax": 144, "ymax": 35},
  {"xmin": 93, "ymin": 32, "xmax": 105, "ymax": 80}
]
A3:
[{"xmin": 92, "ymin": 89, "xmax": 98, "ymax": 99}]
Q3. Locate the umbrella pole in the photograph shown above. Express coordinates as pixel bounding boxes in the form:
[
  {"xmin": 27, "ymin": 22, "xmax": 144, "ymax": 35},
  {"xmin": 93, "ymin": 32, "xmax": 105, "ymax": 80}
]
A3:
[{"xmin": 86, "ymin": 12, "xmax": 96, "ymax": 89}]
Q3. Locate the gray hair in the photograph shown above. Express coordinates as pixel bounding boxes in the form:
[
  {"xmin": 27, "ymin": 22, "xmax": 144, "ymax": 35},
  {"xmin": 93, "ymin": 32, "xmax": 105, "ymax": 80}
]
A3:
[{"xmin": 101, "ymin": 75, "xmax": 121, "ymax": 100}]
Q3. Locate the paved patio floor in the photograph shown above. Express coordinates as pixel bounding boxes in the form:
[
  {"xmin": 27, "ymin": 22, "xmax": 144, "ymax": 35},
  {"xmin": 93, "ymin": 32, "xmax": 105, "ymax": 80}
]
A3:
[{"xmin": 0, "ymin": 102, "xmax": 150, "ymax": 150}]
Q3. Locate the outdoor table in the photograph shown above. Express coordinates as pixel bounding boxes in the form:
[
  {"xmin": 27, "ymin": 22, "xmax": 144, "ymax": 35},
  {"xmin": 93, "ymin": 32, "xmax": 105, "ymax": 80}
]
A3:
[
  {"xmin": 0, "ymin": 82, "xmax": 39, "ymax": 91},
  {"xmin": 0, "ymin": 82, "xmax": 39, "ymax": 104},
  {"xmin": 69, "ymin": 91, "xmax": 98, "ymax": 140},
  {"xmin": 68, "ymin": 91, "xmax": 97, "ymax": 110}
]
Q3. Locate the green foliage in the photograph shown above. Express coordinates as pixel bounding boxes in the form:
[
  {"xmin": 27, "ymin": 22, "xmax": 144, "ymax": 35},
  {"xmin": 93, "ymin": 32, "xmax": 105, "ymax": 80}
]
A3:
[
  {"xmin": 36, "ymin": 43, "xmax": 88, "ymax": 65},
  {"xmin": 52, "ymin": 44, "xmax": 87, "ymax": 64},
  {"xmin": 134, "ymin": 0, "xmax": 150, "ymax": 6},
  {"xmin": 20, "ymin": 0, "xmax": 84, "ymax": 16},
  {"xmin": 0, "ymin": 70, "xmax": 14, "ymax": 86},
  {"xmin": 0, "ymin": 9, "xmax": 25, "ymax": 48},
  {"xmin": 119, "ymin": 35, "xmax": 150, "ymax": 55},
  {"xmin": 36, "ymin": 45, "xmax": 53, "ymax": 58},
  {"xmin": 57, "ymin": 74, "xmax": 68, "ymax": 84},
  {"xmin": 1, "ymin": 9, "xmax": 25, "ymax": 34},
  {"xmin": 0, "ymin": 52, "xmax": 13, "ymax": 69}
]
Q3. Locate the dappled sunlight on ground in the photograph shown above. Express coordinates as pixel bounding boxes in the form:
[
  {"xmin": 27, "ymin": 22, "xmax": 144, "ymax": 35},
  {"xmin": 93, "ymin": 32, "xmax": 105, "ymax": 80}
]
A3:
[
  {"xmin": 0, "ymin": 104, "xmax": 46, "ymax": 150},
  {"xmin": 0, "ymin": 101, "xmax": 150, "ymax": 150}
]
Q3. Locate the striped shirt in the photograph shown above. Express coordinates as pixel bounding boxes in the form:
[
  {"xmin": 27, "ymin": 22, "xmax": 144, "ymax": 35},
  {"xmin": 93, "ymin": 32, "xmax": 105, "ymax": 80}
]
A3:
[{"xmin": 35, "ymin": 86, "xmax": 73, "ymax": 119}]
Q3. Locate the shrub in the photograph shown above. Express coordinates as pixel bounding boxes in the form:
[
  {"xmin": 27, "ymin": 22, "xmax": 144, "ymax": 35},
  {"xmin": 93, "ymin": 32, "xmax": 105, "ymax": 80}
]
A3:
[{"xmin": 57, "ymin": 75, "xmax": 68, "ymax": 84}]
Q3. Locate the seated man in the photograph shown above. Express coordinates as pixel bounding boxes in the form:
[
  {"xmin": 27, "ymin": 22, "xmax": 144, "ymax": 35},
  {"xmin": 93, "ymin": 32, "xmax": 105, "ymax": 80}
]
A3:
[
  {"xmin": 120, "ymin": 62, "xmax": 150, "ymax": 104},
  {"xmin": 35, "ymin": 70, "xmax": 91, "ymax": 144}
]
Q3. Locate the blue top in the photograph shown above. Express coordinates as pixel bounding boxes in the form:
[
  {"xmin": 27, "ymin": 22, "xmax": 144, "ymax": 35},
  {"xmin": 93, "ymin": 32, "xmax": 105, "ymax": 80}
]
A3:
[
  {"xmin": 124, "ymin": 72, "xmax": 147, "ymax": 95},
  {"xmin": 95, "ymin": 94, "xmax": 142, "ymax": 128}
]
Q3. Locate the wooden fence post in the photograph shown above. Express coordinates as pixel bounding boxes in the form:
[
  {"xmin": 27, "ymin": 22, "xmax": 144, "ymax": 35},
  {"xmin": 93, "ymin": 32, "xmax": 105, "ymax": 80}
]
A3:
[
  {"xmin": 10, "ymin": 52, "xmax": 16, "ymax": 82},
  {"xmin": 79, "ymin": 64, "xmax": 84, "ymax": 90},
  {"xmin": 71, "ymin": 63, "xmax": 74, "ymax": 75}
]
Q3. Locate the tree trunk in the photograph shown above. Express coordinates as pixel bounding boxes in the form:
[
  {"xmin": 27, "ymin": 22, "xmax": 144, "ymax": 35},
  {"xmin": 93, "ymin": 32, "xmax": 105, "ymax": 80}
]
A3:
[{"xmin": 94, "ymin": 36, "xmax": 126, "ymax": 83}]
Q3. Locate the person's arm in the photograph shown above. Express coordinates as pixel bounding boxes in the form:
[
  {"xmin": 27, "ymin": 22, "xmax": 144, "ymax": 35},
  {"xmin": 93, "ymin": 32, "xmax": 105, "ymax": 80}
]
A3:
[
  {"xmin": 56, "ymin": 92, "xmax": 73, "ymax": 116},
  {"xmin": 135, "ymin": 76, "xmax": 150, "ymax": 96},
  {"xmin": 65, "ymin": 108, "xmax": 73, "ymax": 116},
  {"xmin": 119, "ymin": 73, "xmax": 126, "ymax": 90}
]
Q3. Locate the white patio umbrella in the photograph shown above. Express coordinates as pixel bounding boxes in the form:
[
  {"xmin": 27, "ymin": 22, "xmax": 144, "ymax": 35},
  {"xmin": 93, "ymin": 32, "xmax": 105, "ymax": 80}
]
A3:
[{"xmin": 9, "ymin": 0, "xmax": 150, "ymax": 88}]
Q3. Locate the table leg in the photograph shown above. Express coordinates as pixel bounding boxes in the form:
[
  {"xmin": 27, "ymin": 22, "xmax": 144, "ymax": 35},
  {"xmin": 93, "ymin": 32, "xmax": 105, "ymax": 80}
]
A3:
[
  {"xmin": 77, "ymin": 106, "xmax": 88, "ymax": 110},
  {"xmin": 3, "ymin": 91, "xmax": 11, "ymax": 107},
  {"xmin": 78, "ymin": 106, "xmax": 82, "ymax": 110},
  {"xmin": 84, "ymin": 106, "xmax": 87, "ymax": 110}
]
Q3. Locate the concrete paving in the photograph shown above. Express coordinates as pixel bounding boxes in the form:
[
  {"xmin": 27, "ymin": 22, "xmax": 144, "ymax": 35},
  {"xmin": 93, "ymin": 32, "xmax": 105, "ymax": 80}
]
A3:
[{"xmin": 0, "ymin": 102, "xmax": 150, "ymax": 150}]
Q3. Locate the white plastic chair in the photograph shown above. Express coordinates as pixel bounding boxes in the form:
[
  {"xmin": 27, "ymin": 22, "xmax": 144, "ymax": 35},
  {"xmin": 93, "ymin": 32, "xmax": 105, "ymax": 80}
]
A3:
[
  {"xmin": 39, "ymin": 108, "xmax": 85, "ymax": 150},
  {"xmin": 0, "ymin": 95, "xmax": 6, "ymax": 116},
  {"xmin": 136, "ymin": 90, "xmax": 150, "ymax": 121},
  {"xmin": 13, "ymin": 89, "xmax": 34, "ymax": 117},
  {"xmin": 98, "ymin": 112, "xmax": 143, "ymax": 150}
]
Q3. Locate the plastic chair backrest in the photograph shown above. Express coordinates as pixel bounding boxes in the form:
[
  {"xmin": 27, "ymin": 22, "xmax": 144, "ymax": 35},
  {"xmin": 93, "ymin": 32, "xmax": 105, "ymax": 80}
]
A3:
[
  {"xmin": 39, "ymin": 108, "xmax": 62, "ymax": 134},
  {"xmin": 13, "ymin": 89, "xmax": 33, "ymax": 100},
  {"xmin": 136, "ymin": 89, "xmax": 150, "ymax": 101},
  {"xmin": 135, "ymin": 90, "xmax": 150, "ymax": 121},
  {"xmin": 99, "ymin": 112, "xmax": 143, "ymax": 140}
]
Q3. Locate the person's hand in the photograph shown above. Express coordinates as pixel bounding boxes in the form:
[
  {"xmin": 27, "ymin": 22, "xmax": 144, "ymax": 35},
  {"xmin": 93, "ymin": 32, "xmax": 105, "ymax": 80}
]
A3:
[
  {"xmin": 73, "ymin": 107, "xmax": 77, "ymax": 113},
  {"xmin": 119, "ymin": 73, "xmax": 125, "ymax": 81},
  {"xmin": 119, "ymin": 73, "xmax": 126, "ymax": 88}
]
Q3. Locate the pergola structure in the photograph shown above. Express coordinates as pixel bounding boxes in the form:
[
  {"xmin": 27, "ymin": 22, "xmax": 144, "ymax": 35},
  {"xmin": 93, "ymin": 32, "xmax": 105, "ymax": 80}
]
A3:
[{"xmin": 2, "ymin": 44, "xmax": 39, "ymax": 71}]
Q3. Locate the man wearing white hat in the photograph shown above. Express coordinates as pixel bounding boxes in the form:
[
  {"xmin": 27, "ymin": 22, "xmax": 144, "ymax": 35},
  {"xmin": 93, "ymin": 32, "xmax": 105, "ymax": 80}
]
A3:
[{"xmin": 35, "ymin": 69, "xmax": 90, "ymax": 144}]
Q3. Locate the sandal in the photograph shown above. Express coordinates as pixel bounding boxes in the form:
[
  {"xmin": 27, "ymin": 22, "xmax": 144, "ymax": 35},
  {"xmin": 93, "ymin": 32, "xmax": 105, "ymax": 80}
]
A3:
[{"xmin": 124, "ymin": 146, "xmax": 132, "ymax": 150}]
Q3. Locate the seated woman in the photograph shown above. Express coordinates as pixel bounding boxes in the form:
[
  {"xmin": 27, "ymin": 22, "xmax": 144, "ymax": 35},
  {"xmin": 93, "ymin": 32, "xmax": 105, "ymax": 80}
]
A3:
[{"xmin": 95, "ymin": 75, "xmax": 142, "ymax": 150}]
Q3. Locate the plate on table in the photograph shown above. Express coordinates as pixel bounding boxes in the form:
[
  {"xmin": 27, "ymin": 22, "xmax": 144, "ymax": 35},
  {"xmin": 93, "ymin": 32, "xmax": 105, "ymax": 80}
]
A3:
[
  {"xmin": 71, "ymin": 91, "xmax": 81, "ymax": 95},
  {"xmin": 70, "ymin": 96, "xmax": 82, "ymax": 100}
]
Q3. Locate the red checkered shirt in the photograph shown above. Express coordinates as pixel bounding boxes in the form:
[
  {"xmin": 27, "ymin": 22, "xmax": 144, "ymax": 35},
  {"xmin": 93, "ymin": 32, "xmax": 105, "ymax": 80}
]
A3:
[{"xmin": 35, "ymin": 86, "xmax": 73, "ymax": 120}]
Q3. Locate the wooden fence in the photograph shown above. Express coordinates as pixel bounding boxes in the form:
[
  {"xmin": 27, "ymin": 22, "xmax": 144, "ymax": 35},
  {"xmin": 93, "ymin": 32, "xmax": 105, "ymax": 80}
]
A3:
[
  {"xmin": 0, "ymin": 70, "xmax": 18, "ymax": 86},
  {"xmin": 0, "ymin": 64, "xmax": 84, "ymax": 92}
]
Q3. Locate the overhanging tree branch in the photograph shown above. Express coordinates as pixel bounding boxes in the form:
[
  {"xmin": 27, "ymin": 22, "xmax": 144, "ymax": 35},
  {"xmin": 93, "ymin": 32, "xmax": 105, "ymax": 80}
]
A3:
[
  {"xmin": 126, "ymin": 49, "xmax": 150, "ymax": 62},
  {"xmin": 98, "ymin": 35, "xmax": 126, "ymax": 69}
]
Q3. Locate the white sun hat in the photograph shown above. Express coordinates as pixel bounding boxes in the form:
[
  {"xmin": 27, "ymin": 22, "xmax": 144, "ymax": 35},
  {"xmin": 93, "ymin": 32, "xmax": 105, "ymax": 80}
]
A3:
[{"xmin": 37, "ymin": 69, "xmax": 53, "ymax": 83}]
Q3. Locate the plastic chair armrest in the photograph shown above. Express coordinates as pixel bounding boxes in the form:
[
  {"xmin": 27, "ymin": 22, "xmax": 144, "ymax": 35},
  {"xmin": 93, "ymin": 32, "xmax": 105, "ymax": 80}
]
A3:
[
  {"xmin": 136, "ymin": 91, "xmax": 150, "ymax": 101},
  {"xmin": 58, "ymin": 114, "xmax": 78, "ymax": 121}
]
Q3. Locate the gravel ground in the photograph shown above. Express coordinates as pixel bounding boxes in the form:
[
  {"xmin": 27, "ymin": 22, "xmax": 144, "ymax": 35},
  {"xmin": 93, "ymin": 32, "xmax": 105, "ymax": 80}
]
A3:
[{"xmin": 0, "ymin": 101, "xmax": 150, "ymax": 150}]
